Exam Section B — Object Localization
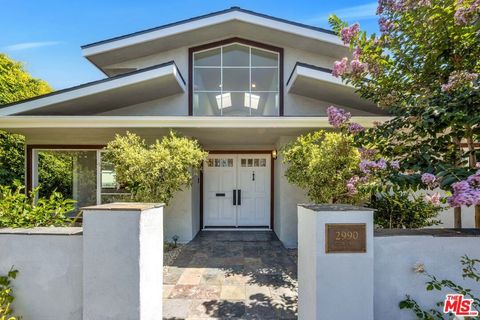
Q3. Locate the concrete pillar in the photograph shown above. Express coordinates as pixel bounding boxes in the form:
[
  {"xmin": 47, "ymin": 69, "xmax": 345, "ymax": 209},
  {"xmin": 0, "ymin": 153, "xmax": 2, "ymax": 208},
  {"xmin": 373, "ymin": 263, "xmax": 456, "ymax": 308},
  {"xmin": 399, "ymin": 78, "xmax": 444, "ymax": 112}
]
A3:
[
  {"xmin": 82, "ymin": 203, "xmax": 164, "ymax": 320},
  {"xmin": 298, "ymin": 204, "xmax": 374, "ymax": 320}
]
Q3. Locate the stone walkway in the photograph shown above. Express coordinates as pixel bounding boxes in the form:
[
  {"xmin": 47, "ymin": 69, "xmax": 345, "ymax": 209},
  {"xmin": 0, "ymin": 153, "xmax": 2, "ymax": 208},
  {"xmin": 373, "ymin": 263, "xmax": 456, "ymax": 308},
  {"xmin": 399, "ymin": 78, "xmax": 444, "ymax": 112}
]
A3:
[{"xmin": 163, "ymin": 231, "xmax": 298, "ymax": 319}]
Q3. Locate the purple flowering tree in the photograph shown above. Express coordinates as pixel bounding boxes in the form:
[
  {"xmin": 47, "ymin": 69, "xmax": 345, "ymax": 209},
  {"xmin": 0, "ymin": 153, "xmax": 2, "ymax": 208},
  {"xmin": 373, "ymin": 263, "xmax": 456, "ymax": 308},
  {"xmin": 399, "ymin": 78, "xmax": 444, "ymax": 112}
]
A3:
[
  {"xmin": 283, "ymin": 106, "xmax": 399, "ymax": 204},
  {"xmin": 329, "ymin": 0, "xmax": 480, "ymax": 227}
]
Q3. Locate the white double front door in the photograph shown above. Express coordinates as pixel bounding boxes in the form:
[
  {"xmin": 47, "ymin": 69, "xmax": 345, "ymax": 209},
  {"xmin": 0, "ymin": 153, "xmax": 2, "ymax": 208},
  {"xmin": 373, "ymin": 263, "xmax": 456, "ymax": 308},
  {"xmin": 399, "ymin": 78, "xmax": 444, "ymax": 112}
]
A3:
[{"xmin": 203, "ymin": 153, "xmax": 271, "ymax": 228}]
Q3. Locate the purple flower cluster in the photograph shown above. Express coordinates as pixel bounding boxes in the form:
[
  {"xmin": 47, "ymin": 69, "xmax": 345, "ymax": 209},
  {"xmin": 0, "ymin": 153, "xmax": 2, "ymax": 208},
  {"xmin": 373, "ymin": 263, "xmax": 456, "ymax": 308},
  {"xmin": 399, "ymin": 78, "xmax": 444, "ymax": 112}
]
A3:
[
  {"xmin": 327, "ymin": 106, "xmax": 351, "ymax": 128},
  {"xmin": 340, "ymin": 23, "xmax": 360, "ymax": 45},
  {"xmin": 421, "ymin": 173, "xmax": 438, "ymax": 188},
  {"xmin": 454, "ymin": 0, "xmax": 480, "ymax": 25},
  {"xmin": 390, "ymin": 160, "xmax": 400, "ymax": 170},
  {"xmin": 467, "ymin": 172, "xmax": 480, "ymax": 187},
  {"xmin": 358, "ymin": 148, "xmax": 377, "ymax": 160},
  {"xmin": 446, "ymin": 170, "xmax": 480, "ymax": 207},
  {"xmin": 377, "ymin": 0, "xmax": 431, "ymax": 14},
  {"xmin": 441, "ymin": 71, "xmax": 478, "ymax": 92},
  {"xmin": 350, "ymin": 59, "xmax": 368, "ymax": 76},
  {"xmin": 424, "ymin": 192, "xmax": 441, "ymax": 205},
  {"xmin": 359, "ymin": 158, "xmax": 387, "ymax": 174},
  {"xmin": 346, "ymin": 176, "xmax": 360, "ymax": 195},
  {"xmin": 353, "ymin": 47, "xmax": 362, "ymax": 59},
  {"xmin": 379, "ymin": 17, "xmax": 394, "ymax": 34},
  {"xmin": 348, "ymin": 122, "xmax": 365, "ymax": 134},
  {"xmin": 332, "ymin": 57, "xmax": 349, "ymax": 77},
  {"xmin": 448, "ymin": 177, "xmax": 480, "ymax": 207}
]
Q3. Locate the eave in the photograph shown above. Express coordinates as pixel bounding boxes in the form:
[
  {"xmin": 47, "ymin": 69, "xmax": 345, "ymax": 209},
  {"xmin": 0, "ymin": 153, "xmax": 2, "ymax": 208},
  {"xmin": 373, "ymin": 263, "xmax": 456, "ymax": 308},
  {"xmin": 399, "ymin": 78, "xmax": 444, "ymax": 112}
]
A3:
[
  {"xmin": 81, "ymin": 7, "xmax": 347, "ymax": 71},
  {"xmin": 287, "ymin": 62, "xmax": 387, "ymax": 115},
  {"xmin": 0, "ymin": 61, "xmax": 186, "ymax": 116}
]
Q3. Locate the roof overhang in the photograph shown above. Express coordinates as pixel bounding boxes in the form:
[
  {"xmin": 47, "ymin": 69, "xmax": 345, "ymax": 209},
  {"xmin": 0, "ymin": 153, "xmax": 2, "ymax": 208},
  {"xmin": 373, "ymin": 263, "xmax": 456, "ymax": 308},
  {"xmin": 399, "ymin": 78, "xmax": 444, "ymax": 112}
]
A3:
[
  {"xmin": 0, "ymin": 62, "xmax": 186, "ymax": 116},
  {"xmin": 1, "ymin": 116, "xmax": 392, "ymax": 146},
  {"xmin": 287, "ymin": 63, "xmax": 386, "ymax": 115},
  {"xmin": 81, "ymin": 7, "xmax": 347, "ymax": 72}
]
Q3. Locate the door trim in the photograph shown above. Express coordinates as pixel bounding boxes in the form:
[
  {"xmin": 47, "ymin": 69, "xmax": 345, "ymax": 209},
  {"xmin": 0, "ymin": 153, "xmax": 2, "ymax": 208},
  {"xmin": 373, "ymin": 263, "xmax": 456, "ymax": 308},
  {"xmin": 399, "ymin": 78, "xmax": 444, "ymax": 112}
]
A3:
[{"xmin": 200, "ymin": 150, "xmax": 274, "ymax": 231}]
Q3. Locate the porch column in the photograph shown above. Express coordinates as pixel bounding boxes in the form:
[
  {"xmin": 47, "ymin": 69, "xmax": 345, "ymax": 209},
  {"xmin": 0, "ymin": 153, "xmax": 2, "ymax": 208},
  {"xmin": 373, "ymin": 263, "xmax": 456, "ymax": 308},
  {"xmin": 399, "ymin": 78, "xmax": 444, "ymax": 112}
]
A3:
[
  {"xmin": 82, "ymin": 203, "xmax": 164, "ymax": 320},
  {"xmin": 297, "ymin": 204, "xmax": 374, "ymax": 320}
]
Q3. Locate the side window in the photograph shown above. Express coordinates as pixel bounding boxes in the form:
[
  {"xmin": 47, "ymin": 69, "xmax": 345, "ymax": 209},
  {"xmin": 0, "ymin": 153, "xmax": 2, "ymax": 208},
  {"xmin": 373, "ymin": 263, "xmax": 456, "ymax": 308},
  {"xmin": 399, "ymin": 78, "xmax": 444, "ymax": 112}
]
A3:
[{"xmin": 99, "ymin": 152, "xmax": 131, "ymax": 203}]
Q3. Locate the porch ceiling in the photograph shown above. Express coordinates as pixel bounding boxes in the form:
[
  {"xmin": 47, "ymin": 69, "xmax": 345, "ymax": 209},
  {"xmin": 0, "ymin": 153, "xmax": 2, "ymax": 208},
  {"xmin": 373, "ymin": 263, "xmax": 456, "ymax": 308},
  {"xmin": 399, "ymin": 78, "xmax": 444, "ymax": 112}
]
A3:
[{"xmin": 0, "ymin": 116, "xmax": 391, "ymax": 146}]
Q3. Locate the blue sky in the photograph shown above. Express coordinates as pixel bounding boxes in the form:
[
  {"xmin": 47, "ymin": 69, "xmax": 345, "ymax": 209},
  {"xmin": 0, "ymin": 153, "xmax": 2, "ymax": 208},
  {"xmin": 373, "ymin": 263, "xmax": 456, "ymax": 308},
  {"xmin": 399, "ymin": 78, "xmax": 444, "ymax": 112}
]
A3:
[{"xmin": 0, "ymin": 0, "xmax": 380, "ymax": 90}]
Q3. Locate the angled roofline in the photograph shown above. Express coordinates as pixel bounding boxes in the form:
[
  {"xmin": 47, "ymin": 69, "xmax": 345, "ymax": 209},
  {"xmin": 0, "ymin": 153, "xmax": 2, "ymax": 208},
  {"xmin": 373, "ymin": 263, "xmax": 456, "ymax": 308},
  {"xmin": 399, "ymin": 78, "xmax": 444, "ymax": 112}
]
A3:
[
  {"xmin": 0, "ymin": 61, "xmax": 184, "ymax": 110},
  {"xmin": 286, "ymin": 62, "xmax": 333, "ymax": 86},
  {"xmin": 81, "ymin": 7, "xmax": 336, "ymax": 50},
  {"xmin": 0, "ymin": 61, "xmax": 185, "ymax": 116}
]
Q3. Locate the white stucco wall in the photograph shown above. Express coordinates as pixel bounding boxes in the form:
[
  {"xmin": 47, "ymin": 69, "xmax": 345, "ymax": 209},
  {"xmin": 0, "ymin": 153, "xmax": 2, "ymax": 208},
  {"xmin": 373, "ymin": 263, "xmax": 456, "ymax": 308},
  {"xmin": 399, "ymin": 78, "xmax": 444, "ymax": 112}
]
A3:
[
  {"xmin": 274, "ymin": 136, "xmax": 308, "ymax": 247},
  {"xmin": 0, "ymin": 228, "xmax": 83, "ymax": 320},
  {"xmin": 435, "ymin": 205, "xmax": 476, "ymax": 228},
  {"xmin": 374, "ymin": 235, "xmax": 480, "ymax": 319},
  {"xmin": 164, "ymin": 187, "xmax": 196, "ymax": 243},
  {"xmin": 191, "ymin": 172, "xmax": 201, "ymax": 237},
  {"xmin": 82, "ymin": 204, "xmax": 164, "ymax": 320}
]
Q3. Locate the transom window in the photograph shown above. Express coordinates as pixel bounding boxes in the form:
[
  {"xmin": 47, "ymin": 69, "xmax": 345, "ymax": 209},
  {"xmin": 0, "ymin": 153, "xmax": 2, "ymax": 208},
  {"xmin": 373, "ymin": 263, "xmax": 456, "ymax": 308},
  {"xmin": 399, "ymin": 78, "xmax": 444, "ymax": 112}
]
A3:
[{"xmin": 192, "ymin": 42, "xmax": 280, "ymax": 116}]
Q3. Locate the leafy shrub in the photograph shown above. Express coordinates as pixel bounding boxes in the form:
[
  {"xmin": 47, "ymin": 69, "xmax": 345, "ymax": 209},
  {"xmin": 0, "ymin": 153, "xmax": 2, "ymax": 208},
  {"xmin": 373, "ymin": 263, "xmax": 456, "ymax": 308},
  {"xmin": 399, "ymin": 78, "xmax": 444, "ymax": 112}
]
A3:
[
  {"xmin": 369, "ymin": 191, "xmax": 442, "ymax": 229},
  {"xmin": 399, "ymin": 256, "xmax": 479, "ymax": 319},
  {"xmin": 104, "ymin": 131, "xmax": 207, "ymax": 204},
  {"xmin": 0, "ymin": 182, "xmax": 75, "ymax": 228},
  {"xmin": 0, "ymin": 267, "xmax": 19, "ymax": 320},
  {"xmin": 282, "ymin": 130, "xmax": 364, "ymax": 204}
]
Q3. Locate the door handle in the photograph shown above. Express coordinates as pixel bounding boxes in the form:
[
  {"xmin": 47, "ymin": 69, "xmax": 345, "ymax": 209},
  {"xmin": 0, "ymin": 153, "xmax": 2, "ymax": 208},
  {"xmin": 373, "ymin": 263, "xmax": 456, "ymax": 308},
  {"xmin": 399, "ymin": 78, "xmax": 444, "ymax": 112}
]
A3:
[
  {"xmin": 216, "ymin": 193, "xmax": 225, "ymax": 197},
  {"xmin": 233, "ymin": 190, "xmax": 237, "ymax": 205},
  {"xmin": 237, "ymin": 189, "xmax": 241, "ymax": 205}
]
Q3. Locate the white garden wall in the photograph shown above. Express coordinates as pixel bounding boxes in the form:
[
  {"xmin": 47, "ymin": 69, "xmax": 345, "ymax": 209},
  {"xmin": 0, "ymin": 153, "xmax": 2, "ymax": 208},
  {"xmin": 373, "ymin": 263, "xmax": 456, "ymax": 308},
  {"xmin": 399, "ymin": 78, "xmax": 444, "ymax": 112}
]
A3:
[
  {"xmin": 0, "ymin": 228, "xmax": 83, "ymax": 320},
  {"xmin": 374, "ymin": 233, "xmax": 480, "ymax": 319}
]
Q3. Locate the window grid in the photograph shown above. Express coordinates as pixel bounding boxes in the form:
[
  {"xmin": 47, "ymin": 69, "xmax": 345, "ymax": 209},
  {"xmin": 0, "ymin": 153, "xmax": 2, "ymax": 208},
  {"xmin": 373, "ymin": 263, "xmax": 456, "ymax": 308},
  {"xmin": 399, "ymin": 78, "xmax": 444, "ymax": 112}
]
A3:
[{"xmin": 192, "ymin": 42, "xmax": 280, "ymax": 116}]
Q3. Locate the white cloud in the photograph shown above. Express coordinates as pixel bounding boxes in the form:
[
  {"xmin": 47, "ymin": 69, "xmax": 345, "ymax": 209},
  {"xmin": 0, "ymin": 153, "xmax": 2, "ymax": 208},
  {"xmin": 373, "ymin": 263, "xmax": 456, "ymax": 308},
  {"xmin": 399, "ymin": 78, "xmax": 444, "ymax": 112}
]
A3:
[
  {"xmin": 306, "ymin": 2, "xmax": 378, "ymax": 24},
  {"xmin": 4, "ymin": 41, "xmax": 62, "ymax": 51}
]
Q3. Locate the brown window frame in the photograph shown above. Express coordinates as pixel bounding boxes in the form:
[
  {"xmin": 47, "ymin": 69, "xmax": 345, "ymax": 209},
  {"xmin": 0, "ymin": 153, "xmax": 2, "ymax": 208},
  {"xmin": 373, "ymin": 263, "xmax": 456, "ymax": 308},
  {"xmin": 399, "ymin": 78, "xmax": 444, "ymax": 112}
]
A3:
[{"xmin": 188, "ymin": 37, "xmax": 284, "ymax": 116}]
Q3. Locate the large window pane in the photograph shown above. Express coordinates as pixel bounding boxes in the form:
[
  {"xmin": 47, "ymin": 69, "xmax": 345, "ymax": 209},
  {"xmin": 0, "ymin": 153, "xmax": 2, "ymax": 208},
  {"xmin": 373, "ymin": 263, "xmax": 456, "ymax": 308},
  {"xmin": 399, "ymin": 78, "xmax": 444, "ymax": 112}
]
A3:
[
  {"xmin": 193, "ymin": 92, "xmax": 223, "ymax": 115},
  {"xmin": 223, "ymin": 44, "xmax": 249, "ymax": 66},
  {"xmin": 194, "ymin": 68, "xmax": 221, "ymax": 91},
  {"xmin": 37, "ymin": 150, "xmax": 97, "ymax": 209},
  {"xmin": 250, "ymin": 92, "xmax": 279, "ymax": 116},
  {"xmin": 251, "ymin": 68, "xmax": 279, "ymax": 91},
  {"xmin": 251, "ymin": 48, "xmax": 278, "ymax": 67},
  {"xmin": 220, "ymin": 92, "xmax": 252, "ymax": 116},
  {"xmin": 192, "ymin": 42, "xmax": 280, "ymax": 116},
  {"xmin": 223, "ymin": 68, "xmax": 249, "ymax": 91},
  {"xmin": 194, "ymin": 48, "xmax": 221, "ymax": 66}
]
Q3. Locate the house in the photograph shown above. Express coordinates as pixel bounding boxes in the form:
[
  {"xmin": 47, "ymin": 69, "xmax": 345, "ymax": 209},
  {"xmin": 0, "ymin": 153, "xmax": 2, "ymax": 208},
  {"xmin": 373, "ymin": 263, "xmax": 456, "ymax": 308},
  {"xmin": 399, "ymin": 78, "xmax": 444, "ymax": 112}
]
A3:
[{"xmin": 0, "ymin": 7, "xmax": 390, "ymax": 247}]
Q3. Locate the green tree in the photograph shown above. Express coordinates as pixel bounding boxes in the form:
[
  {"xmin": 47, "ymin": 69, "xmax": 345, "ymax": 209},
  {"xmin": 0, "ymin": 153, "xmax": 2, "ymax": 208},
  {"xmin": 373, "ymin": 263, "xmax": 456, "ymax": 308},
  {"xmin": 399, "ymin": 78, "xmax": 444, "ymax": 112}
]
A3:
[
  {"xmin": 283, "ymin": 130, "xmax": 362, "ymax": 204},
  {"xmin": 329, "ymin": 0, "xmax": 480, "ymax": 227},
  {"xmin": 369, "ymin": 191, "xmax": 442, "ymax": 228},
  {"xmin": 0, "ymin": 131, "xmax": 24, "ymax": 187},
  {"xmin": 0, "ymin": 53, "xmax": 74, "ymax": 198},
  {"xmin": 0, "ymin": 53, "xmax": 51, "ymax": 104},
  {"xmin": 104, "ymin": 131, "xmax": 207, "ymax": 204},
  {"xmin": 0, "ymin": 53, "xmax": 52, "ymax": 187}
]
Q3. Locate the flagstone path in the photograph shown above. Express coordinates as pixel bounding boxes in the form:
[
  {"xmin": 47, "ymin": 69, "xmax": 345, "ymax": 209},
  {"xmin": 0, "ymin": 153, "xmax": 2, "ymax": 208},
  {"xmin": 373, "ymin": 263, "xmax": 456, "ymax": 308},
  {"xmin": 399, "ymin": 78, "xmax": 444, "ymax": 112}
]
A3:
[{"xmin": 163, "ymin": 231, "xmax": 298, "ymax": 319}]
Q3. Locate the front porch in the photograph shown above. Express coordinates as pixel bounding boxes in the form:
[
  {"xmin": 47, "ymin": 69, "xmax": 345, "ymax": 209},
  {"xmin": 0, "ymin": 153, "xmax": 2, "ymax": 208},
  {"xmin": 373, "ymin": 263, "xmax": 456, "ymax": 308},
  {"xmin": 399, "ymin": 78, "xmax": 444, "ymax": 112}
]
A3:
[{"xmin": 163, "ymin": 231, "xmax": 298, "ymax": 319}]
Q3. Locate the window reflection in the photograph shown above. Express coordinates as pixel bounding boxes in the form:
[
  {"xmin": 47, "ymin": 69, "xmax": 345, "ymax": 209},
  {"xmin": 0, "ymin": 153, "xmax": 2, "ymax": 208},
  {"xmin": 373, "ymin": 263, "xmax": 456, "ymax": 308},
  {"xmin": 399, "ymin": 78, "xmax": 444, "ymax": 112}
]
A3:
[{"xmin": 193, "ymin": 42, "xmax": 279, "ymax": 116}]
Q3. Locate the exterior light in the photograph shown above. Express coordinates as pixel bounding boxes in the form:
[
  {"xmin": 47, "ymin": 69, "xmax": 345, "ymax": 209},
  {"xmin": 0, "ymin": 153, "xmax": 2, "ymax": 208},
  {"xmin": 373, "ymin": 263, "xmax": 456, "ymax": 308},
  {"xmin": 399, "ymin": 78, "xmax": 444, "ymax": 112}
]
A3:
[{"xmin": 272, "ymin": 149, "xmax": 278, "ymax": 160}]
